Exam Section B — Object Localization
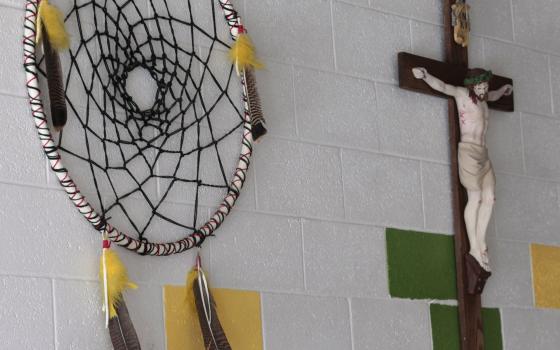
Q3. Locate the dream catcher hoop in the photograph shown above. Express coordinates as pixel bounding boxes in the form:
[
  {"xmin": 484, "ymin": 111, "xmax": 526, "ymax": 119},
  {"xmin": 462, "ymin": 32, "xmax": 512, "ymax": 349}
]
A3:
[
  {"xmin": 24, "ymin": 0, "xmax": 266, "ymax": 347},
  {"xmin": 23, "ymin": 0, "xmax": 265, "ymax": 256}
]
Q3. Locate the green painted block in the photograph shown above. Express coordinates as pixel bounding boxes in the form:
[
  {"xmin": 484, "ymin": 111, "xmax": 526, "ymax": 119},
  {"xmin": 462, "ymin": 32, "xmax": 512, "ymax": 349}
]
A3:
[
  {"xmin": 386, "ymin": 228, "xmax": 457, "ymax": 300},
  {"xmin": 430, "ymin": 304, "xmax": 460, "ymax": 350},
  {"xmin": 482, "ymin": 308, "xmax": 503, "ymax": 350},
  {"xmin": 430, "ymin": 304, "xmax": 503, "ymax": 350}
]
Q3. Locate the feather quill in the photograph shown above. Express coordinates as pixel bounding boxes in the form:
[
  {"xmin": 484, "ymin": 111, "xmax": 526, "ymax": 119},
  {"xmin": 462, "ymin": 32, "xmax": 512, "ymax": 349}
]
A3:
[
  {"xmin": 108, "ymin": 300, "xmax": 142, "ymax": 350},
  {"xmin": 187, "ymin": 260, "xmax": 231, "ymax": 350}
]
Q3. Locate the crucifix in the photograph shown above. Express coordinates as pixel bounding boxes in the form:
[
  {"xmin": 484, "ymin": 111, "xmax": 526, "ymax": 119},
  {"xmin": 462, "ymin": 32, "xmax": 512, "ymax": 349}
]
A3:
[{"xmin": 397, "ymin": 1, "xmax": 514, "ymax": 349}]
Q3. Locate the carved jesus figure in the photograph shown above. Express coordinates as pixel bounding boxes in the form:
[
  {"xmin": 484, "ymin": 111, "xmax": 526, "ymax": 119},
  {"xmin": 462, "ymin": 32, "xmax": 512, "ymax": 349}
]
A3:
[{"xmin": 412, "ymin": 67, "xmax": 513, "ymax": 272}]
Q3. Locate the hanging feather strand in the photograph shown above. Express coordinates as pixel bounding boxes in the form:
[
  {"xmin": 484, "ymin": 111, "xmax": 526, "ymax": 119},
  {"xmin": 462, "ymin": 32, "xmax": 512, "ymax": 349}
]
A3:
[
  {"xmin": 108, "ymin": 300, "xmax": 142, "ymax": 350},
  {"xmin": 99, "ymin": 239, "xmax": 141, "ymax": 350},
  {"xmin": 37, "ymin": 0, "xmax": 69, "ymax": 131},
  {"xmin": 187, "ymin": 257, "xmax": 231, "ymax": 350},
  {"xmin": 229, "ymin": 29, "xmax": 267, "ymax": 142}
]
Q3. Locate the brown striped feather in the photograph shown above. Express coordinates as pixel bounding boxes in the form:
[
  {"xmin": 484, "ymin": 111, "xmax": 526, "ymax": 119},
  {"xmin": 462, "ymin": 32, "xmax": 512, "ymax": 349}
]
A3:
[
  {"xmin": 243, "ymin": 68, "xmax": 267, "ymax": 142},
  {"xmin": 108, "ymin": 299, "xmax": 142, "ymax": 350},
  {"xmin": 193, "ymin": 274, "xmax": 231, "ymax": 350},
  {"xmin": 42, "ymin": 25, "xmax": 67, "ymax": 131}
]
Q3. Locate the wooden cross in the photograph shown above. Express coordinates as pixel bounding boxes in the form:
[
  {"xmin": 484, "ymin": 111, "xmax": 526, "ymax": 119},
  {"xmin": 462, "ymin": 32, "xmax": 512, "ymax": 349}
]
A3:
[{"xmin": 397, "ymin": 1, "xmax": 514, "ymax": 349}]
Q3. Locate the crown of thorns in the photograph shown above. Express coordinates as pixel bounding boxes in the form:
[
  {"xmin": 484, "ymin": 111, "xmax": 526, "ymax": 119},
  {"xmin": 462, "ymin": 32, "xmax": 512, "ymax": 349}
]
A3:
[{"xmin": 464, "ymin": 70, "xmax": 493, "ymax": 86}]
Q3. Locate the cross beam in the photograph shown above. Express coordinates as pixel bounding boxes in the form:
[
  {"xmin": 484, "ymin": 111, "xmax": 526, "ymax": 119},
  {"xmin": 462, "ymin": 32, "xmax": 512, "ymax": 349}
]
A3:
[
  {"xmin": 398, "ymin": 52, "xmax": 514, "ymax": 112},
  {"xmin": 396, "ymin": 1, "xmax": 514, "ymax": 349}
]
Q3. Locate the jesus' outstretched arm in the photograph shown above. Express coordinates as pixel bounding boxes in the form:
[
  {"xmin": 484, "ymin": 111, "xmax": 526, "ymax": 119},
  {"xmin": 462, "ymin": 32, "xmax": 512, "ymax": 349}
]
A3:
[
  {"xmin": 487, "ymin": 84, "xmax": 513, "ymax": 102},
  {"xmin": 412, "ymin": 67, "xmax": 461, "ymax": 97}
]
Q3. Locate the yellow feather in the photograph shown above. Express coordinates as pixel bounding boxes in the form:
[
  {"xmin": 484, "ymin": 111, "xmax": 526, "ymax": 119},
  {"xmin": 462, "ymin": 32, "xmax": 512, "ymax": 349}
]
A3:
[
  {"xmin": 228, "ymin": 33, "xmax": 263, "ymax": 70},
  {"xmin": 36, "ymin": 14, "xmax": 43, "ymax": 45},
  {"xmin": 99, "ymin": 249, "xmax": 137, "ymax": 318},
  {"xmin": 38, "ymin": 0, "xmax": 70, "ymax": 50}
]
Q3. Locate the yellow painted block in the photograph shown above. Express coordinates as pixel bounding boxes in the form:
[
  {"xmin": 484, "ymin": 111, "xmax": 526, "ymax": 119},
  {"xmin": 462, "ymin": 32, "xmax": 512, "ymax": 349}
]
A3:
[
  {"xmin": 164, "ymin": 285, "xmax": 263, "ymax": 350},
  {"xmin": 531, "ymin": 243, "xmax": 560, "ymax": 309}
]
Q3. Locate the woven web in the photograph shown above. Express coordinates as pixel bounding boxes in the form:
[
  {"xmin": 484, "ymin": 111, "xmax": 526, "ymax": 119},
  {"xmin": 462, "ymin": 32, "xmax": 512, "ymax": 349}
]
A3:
[{"xmin": 47, "ymin": 0, "xmax": 245, "ymax": 242}]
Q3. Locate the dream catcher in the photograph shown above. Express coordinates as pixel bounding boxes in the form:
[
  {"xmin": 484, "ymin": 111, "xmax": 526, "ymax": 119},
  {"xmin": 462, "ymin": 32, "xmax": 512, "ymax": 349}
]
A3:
[{"xmin": 24, "ymin": 0, "xmax": 266, "ymax": 348}]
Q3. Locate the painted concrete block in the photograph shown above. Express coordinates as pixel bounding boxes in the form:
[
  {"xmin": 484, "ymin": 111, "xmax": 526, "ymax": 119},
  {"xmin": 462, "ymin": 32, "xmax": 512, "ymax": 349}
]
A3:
[
  {"xmin": 484, "ymin": 39, "xmax": 551, "ymax": 116},
  {"xmin": 342, "ymin": 150, "xmax": 423, "ymax": 228},
  {"xmin": 255, "ymin": 138, "xmax": 344, "ymax": 219},
  {"xmin": 302, "ymin": 219, "xmax": 388, "ymax": 297},
  {"xmin": 54, "ymin": 279, "xmax": 113, "ymax": 350},
  {"xmin": 522, "ymin": 113, "xmax": 560, "ymax": 181},
  {"xmin": 411, "ymin": 21, "xmax": 444, "ymax": 61},
  {"xmin": 341, "ymin": 0, "xmax": 368, "ymax": 6},
  {"xmin": 0, "ymin": 6, "xmax": 27, "ymax": 97},
  {"xmin": 0, "ymin": 183, "xmax": 206, "ymax": 285},
  {"xmin": 531, "ymin": 243, "xmax": 560, "ymax": 309},
  {"xmin": 482, "ymin": 239, "xmax": 533, "ymax": 308},
  {"xmin": 262, "ymin": 293, "xmax": 352, "ymax": 350},
  {"xmin": 57, "ymin": 21, "xmax": 100, "ymax": 110},
  {"xmin": 468, "ymin": 34, "xmax": 486, "ymax": 69},
  {"xmin": 208, "ymin": 211, "xmax": 304, "ymax": 292},
  {"xmin": 0, "ymin": 184, "xmax": 100, "ymax": 278},
  {"xmin": 386, "ymin": 228, "xmax": 456, "ymax": 300},
  {"xmin": 255, "ymin": 61, "xmax": 297, "ymax": 138},
  {"xmin": 164, "ymin": 285, "xmax": 262, "ymax": 350},
  {"xmin": 294, "ymin": 66, "xmax": 378, "ymax": 150},
  {"xmin": 486, "ymin": 111, "xmax": 524, "ymax": 175},
  {"xmin": 421, "ymin": 162, "xmax": 454, "ymax": 234},
  {"xmin": 152, "ymin": 125, "xmax": 256, "ymax": 211},
  {"xmin": 430, "ymin": 304, "xmax": 503, "ymax": 350},
  {"xmin": 352, "ymin": 298, "xmax": 431, "ymax": 350},
  {"xmin": 469, "ymin": 0, "xmax": 514, "ymax": 41},
  {"xmin": 155, "ymin": 126, "xmax": 256, "ymax": 210},
  {"xmin": 550, "ymin": 55, "xmax": 560, "ymax": 118},
  {"xmin": 244, "ymin": 0, "xmax": 334, "ymax": 70},
  {"xmin": 0, "ymin": 1, "xmax": 24, "ymax": 9},
  {"xmin": 52, "ymin": 105, "xmax": 157, "ymax": 200},
  {"xmin": 501, "ymin": 307, "xmax": 560, "ymax": 350},
  {"xmin": 120, "ymin": 245, "xmax": 204, "ymax": 286},
  {"xmin": 0, "ymin": 95, "xmax": 47, "ymax": 185},
  {"xmin": 333, "ymin": 2, "xmax": 410, "ymax": 82},
  {"xmin": 512, "ymin": 0, "xmax": 560, "ymax": 54},
  {"xmin": 118, "ymin": 283, "xmax": 166, "ymax": 350},
  {"xmin": 0, "ymin": 276, "xmax": 54, "ymax": 350},
  {"xmin": 377, "ymin": 83, "xmax": 449, "ymax": 163},
  {"xmin": 494, "ymin": 173, "xmax": 560, "ymax": 244},
  {"xmin": 56, "ymin": 0, "xmax": 150, "ymax": 25},
  {"xmin": 370, "ymin": 0, "xmax": 442, "ymax": 24}
]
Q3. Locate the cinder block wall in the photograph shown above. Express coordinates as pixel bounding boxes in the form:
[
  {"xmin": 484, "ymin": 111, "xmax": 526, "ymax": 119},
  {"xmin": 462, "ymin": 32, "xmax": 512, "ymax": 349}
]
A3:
[{"xmin": 1, "ymin": 0, "xmax": 560, "ymax": 349}]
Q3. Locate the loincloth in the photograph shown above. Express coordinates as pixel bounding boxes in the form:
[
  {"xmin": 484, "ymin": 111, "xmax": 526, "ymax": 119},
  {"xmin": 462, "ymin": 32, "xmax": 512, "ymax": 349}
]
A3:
[{"xmin": 457, "ymin": 142, "xmax": 493, "ymax": 191}]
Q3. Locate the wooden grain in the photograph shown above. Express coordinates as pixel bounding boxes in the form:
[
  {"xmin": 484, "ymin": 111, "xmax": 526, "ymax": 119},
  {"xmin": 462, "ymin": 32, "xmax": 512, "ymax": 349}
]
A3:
[
  {"xmin": 398, "ymin": 52, "xmax": 514, "ymax": 112},
  {"xmin": 396, "ymin": 1, "xmax": 517, "ymax": 348},
  {"xmin": 444, "ymin": 1, "xmax": 484, "ymax": 349}
]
